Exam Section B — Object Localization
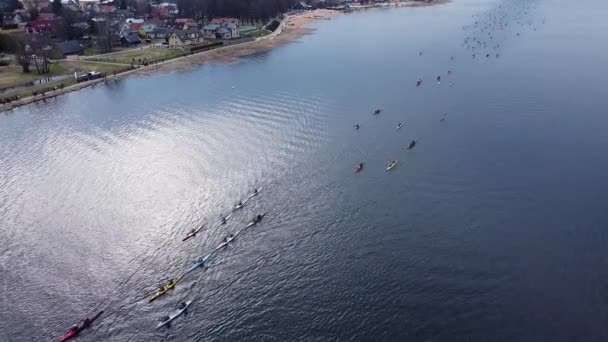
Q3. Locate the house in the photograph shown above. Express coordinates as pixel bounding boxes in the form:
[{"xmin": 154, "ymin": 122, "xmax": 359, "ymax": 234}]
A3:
[
  {"xmin": 121, "ymin": 32, "xmax": 141, "ymax": 46},
  {"xmin": 225, "ymin": 23, "xmax": 239, "ymax": 38},
  {"xmin": 215, "ymin": 27, "xmax": 231, "ymax": 39},
  {"xmin": 54, "ymin": 40, "xmax": 84, "ymax": 58},
  {"xmin": 202, "ymin": 24, "xmax": 219, "ymax": 39},
  {"xmin": 174, "ymin": 18, "xmax": 197, "ymax": 30},
  {"xmin": 148, "ymin": 27, "xmax": 171, "ymax": 39},
  {"xmin": 209, "ymin": 17, "xmax": 239, "ymax": 27},
  {"xmin": 295, "ymin": 1, "xmax": 312, "ymax": 10},
  {"xmin": 142, "ymin": 23, "xmax": 158, "ymax": 34},
  {"xmin": 100, "ymin": 5, "xmax": 115, "ymax": 13},
  {"xmin": 203, "ymin": 22, "xmax": 239, "ymax": 39},
  {"xmin": 129, "ymin": 22, "xmax": 143, "ymax": 31},
  {"xmin": 167, "ymin": 29, "xmax": 203, "ymax": 47},
  {"xmin": 2, "ymin": 13, "xmax": 26, "ymax": 27},
  {"xmin": 38, "ymin": 13, "xmax": 56, "ymax": 21},
  {"xmin": 151, "ymin": 2, "xmax": 178, "ymax": 18},
  {"xmin": 25, "ymin": 20, "xmax": 55, "ymax": 35}
]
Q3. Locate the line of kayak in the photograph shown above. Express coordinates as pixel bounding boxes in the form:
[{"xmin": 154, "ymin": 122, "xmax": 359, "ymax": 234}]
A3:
[
  {"xmin": 57, "ymin": 188, "xmax": 267, "ymax": 340},
  {"xmin": 154, "ymin": 212, "xmax": 267, "ymax": 329}
]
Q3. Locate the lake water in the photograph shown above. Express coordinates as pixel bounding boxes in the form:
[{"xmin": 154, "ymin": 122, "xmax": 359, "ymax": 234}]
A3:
[{"xmin": 2, "ymin": 0, "xmax": 608, "ymax": 341}]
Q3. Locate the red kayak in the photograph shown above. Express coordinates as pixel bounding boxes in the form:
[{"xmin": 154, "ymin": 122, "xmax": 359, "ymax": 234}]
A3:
[
  {"xmin": 59, "ymin": 329, "xmax": 77, "ymax": 342},
  {"xmin": 58, "ymin": 311, "xmax": 104, "ymax": 342},
  {"xmin": 355, "ymin": 163, "xmax": 364, "ymax": 173}
]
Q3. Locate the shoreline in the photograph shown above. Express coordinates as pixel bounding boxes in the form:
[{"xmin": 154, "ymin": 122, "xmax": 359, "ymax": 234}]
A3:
[{"xmin": 0, "ymin": 1, "xmax": 449, "ymax": 112}]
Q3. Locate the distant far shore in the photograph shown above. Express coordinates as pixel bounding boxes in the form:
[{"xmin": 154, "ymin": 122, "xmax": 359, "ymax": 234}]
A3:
[{"xmin": 0, "ymin": 1, "xmax": 450, "ymax": 112}]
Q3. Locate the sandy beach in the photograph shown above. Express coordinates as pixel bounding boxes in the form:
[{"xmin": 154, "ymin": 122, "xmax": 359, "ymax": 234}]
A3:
[{"xmin": 132, "ymin": 9, "xmax": 340, "ymax": 76}]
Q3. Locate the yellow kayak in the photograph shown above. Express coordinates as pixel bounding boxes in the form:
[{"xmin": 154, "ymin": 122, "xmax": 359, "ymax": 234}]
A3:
[{"xmin": 149, "ymin": 276, "xmax": 182, "ymax": 302}]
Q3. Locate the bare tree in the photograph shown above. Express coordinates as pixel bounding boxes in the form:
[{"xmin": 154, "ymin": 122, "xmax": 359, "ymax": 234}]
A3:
[
  {"xmin": 94, "ymin": 19, "xmax": 113, "ymax": 54},
  {"xmin": 15, "ymin": 36, "xmax": 33, "ymax": 73},
  {"xmin": 31, "ymin": 37, "xmax": 52, "ymax": 74}
]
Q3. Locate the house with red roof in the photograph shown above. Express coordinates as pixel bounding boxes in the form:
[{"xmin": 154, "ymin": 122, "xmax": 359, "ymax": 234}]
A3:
[
  {"xmin": 38, "ymin": 13, "xmax": 56, "ymax": 21},
  {"xmin": 100, "ymin": 5, "xmax": 115, "ymax": 13},
  {"xmin": 209, "ymin": 18, "xmax": 239, "ymax": 27},
  {"xmin": 25, "ymin": 20, "xmax": 55, "ymax": 35}
]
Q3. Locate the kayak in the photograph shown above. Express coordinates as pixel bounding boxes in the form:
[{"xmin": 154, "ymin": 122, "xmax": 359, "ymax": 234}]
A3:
[
  {"xmin": 355, "ymin": 163, "xmax": 364, "ymax": 174},
  {"xmin": 182, "ymin": 225, "xmax": 203, "ymax": 242},
  {"xmin": 59, "ymin": 330, "xmax": 77, "ymax": 342},
  {"xmin": 156, "ymin": 301, "xmax": 192, "ymax": 330},
  {"xmin": 247, "ymin": 213, "xmax": 266, "ymax": 228},
  {"xmin": 184, "ymin": 256, "xmax": 208, "ymax": 275},
  {"xmin": 407, "ymin": 141, "xmax": 416, "ymax": 150},
  {"xmin": 248, "ymin": 187, "xmax": 263, "ymax": 199},
  {"xmin": 149, "ymin": 276, "xmax": 182, "ymax": 302},
  {"xmin": 59, "ymin": 330, "xmax": 78, "ymax": 342},
  {"xmin": 58, "ymin": 310, "xmax": 104, "ymax": 342},
  {"xmin": 386, "ymin": 161, "xmax": 398, "ymax": 171}
]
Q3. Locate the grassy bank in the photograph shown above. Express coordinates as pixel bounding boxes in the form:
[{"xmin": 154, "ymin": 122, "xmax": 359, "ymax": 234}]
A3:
[
  {"xmin": 1, "ymin": 60, "xmax": 132, "ymax": 100},
  {"xmin": 88, "ymin": 47, "xmax": 186, "ymax": 65}
]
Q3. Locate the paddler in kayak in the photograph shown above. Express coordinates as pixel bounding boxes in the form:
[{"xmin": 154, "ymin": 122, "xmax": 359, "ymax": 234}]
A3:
[
  {"xmin": 159, "ymin": 279, "xmax": 176, "ymax": 291},
  {"xmin": 355, "ymin": 163, "xmax": 364, "ymax": 173},
  {"xmin": 396, "ymin": 122, "xmax": 402, "ymax": 129},
  {"xmin": 354, "ymin": 124, "xmax": 360, "ymax": 130},
  {"xmin": 373, "ymin": 109, "xmax": 382, "ymax": 115},
  {"xmin": 416, "ymin": 78, "xmax": 422, "ymax": 86},
  {"xmin": 407, "ymin": 140, "xmax": 417, "ymax": 150},
  {"xmin": 223, "ymin": 234, "xmax": 235, "ymax": 243},
  {"xmin": 221, "ymin": 216, "xmax": 227, "ymax": 225}
]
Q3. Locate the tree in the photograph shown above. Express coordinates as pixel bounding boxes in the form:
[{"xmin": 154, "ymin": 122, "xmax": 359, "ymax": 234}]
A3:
[
  {"xmin": 15, "ymin": 36, "xmax": 33, "ymax": 73},
  {"xmin": 30, "ymin": 36, "xmax": 52, "ymax": 74},
  {"xmin": 94, "ymin": 19, "xmax": 113, "ymax": 54},
  {"xmin": 118, "ymin": 0, "xmax": 127, "ymax": 10},
  {"xmin": 52, "ymin": 0, "xmax": 63, "ymax": 15},
  {"xmin": 29, "ymin": 7, "xmax": 39, "ymax": 21},
  {"xmin": 6, "ymin": 0, "xmax": 24, "ymax": 12},
  {"xmin": 56, "ymin": 8, "xmax": 79, "ymax": 40}
]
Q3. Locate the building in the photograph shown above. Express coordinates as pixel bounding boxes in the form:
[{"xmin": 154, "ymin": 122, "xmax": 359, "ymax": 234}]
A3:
[
  {"xmin": 174, "ymin": 18, "xmax": 198, "ymax": 30},
  {"xmin": 209, "ymin": 17, "xmax": 239, "ymax": 27},
  {"xmin": 148, "ymin": 27, "xmax": 172, "ymax": 40},
  {"xmin": 25, "ymin": 20, "xmax": 55, "ymax": 35},
  {"xmin": 121, "ymin": 32, "xmax": 141, "ymax": 46},
  {"xmin": 54, "ymin": 40, "xmax": 84, "ymax": 58},
  {"xmin": 202, "ymin": 24, "xmax": 219, "ymax": 39},
  {"xmin": 225, "ymin": 23, "xmax": 239, "ymax": 38},
  {"xmin": 203, "ymin": 21, "xmax": 239, "ymax": 39},
  {"xmin": 215, "ymin": 27, "xmax": 231, "ymax": 39},
  {"xmin": 167, "ymin": 29, "xmax": 203, "ymax": 47},
  {"xmin": 295, "ymin": 1, "xmax": 312, "ymax": 10}
]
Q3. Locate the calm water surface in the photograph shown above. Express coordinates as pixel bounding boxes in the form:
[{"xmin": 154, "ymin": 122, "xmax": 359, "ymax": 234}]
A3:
[{"xmin": 2, "ymin": 0, "xmax": 608, "ymax": 341}]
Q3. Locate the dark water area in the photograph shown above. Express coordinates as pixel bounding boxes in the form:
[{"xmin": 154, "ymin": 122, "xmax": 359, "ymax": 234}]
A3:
[{"xmin": 2, "ymin": 0, "xmax": 608, "ymax": 341}]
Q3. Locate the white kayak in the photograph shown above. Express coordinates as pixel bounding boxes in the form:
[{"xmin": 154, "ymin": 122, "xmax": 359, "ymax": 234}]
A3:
[
  {"xmin": 156, "ymin": 301, "xmax": 192, "ymax": 329},
  {"xmin": 247, "ymin": 213, "xmax": 266, "ymax": 228},
  {"xmin": 182, "ymin": 225, "xmax": 203, "ymax": 242},
  {"xmin": 184, "ymin": 256, "xmax": 208, "ymax": 275},
  {"xmin": 248, "ymin": 187, "xmax": 263, "ymax": 199},
  {"xmin": 386, "ymin": 161, "xmax": 398, "ymax": 171}
]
